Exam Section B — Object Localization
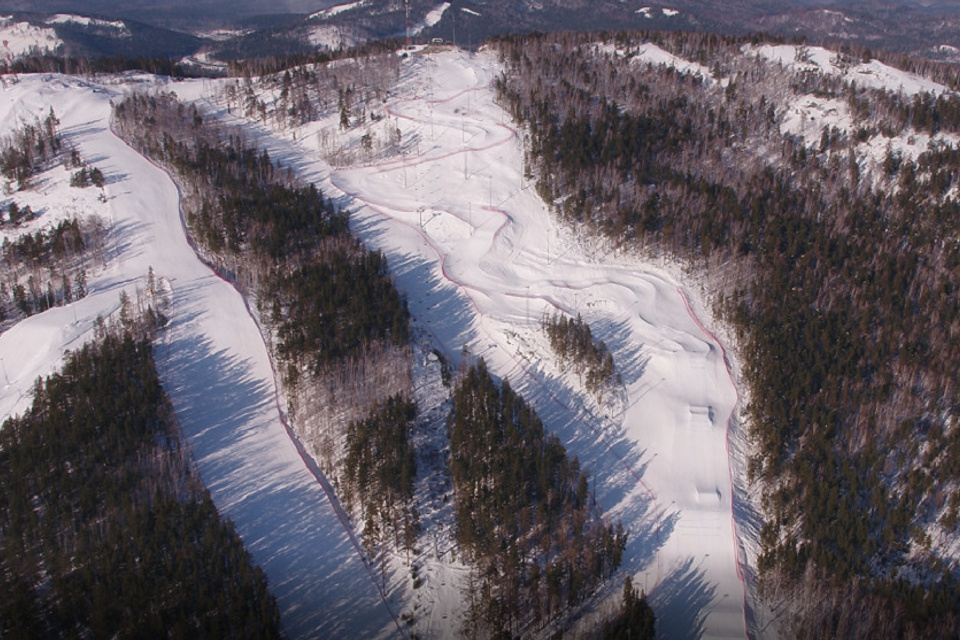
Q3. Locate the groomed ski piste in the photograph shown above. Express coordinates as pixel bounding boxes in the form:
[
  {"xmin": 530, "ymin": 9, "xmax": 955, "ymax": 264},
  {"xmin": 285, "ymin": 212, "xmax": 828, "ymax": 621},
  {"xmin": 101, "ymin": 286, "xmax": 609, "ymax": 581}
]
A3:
[{"xmin": 0, "ymin": 48, "xmax": 762, "ymax": 639}]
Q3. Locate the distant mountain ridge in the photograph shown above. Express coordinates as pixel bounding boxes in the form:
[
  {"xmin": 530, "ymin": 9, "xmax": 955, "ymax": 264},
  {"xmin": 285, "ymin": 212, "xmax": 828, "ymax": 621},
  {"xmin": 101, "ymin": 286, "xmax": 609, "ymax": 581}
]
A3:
[{"xmin": 0, "ymin": 1, "xmax": 958, "ymax": 70}]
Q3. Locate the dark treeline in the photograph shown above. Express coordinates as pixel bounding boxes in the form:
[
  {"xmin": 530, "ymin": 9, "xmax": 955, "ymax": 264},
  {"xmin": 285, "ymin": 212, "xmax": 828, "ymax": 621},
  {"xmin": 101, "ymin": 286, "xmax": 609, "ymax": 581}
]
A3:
[
  {"xmin": 544, "ymin": 311, "xmax": 618, "ymax": 402},
  {"xmin": 598, "ymin": 576, "xmax": 655, "ymax": 640},
  {"xmin": 223, "ymin": 38, "xmax": 404, "ymax": 78},
  {"xmin": 494, "ymin": 29, "xmax": 960, "ymax": 637},
  {"xmin": 112, "ymin": 91, "xmax": 414, "ymax": 559},
  {"xmin": 277, "ymin": 247, "xmax": 410, "ymax": 373},
  {"xmin": 343, "ymin": 395, "xmax": 419, "ymax": 557},
  {"xmin": 1, "ymin": 54, "xmax": 192, "ymax": 78},
  {"xmin": 0, "ymin": 219, "xmax": 101, "ymax": 327},
  {"xmin": 450, "ymin": 360, "xmax": 627, "ymax": 637},
  {"xmin": 0, "ymin": 330, "xmax": 279, "ymax": 639},
  {"xmin": 0, "ymin": 108, "xmax": 62, "ymax": 189}
]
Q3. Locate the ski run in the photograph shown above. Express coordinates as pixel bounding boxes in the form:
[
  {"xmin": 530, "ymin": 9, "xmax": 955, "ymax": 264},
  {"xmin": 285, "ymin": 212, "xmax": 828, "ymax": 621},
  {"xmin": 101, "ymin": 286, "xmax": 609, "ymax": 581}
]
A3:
[{"xmin": 0, "ymin": 48, "xmax": 763, "ymax": 639}]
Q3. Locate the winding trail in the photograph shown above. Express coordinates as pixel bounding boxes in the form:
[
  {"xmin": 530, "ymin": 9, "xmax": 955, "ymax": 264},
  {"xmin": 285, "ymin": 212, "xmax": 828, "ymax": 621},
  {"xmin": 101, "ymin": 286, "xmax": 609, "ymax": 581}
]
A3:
[
  {"xmin": 317, "ymin": 50, "xmax": 752, "ymax": 639},
  {"xmin": 180, "ymin": 47, "xmax": 754, "ymax": 639}
]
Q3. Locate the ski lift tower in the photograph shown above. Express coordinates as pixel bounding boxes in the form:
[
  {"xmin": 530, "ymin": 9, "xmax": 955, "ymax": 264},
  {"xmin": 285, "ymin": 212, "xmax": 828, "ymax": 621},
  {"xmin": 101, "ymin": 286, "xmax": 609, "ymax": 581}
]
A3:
[{"xmin": 405, "ymin": 0, "xmax": 411, "ymax": 47}]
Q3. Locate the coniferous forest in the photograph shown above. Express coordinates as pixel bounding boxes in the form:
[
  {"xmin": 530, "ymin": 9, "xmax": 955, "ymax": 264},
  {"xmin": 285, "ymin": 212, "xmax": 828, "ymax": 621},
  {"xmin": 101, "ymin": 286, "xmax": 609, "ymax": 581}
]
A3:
[
  {"xmin": 450, "ymin": 359, "xmax": 627, "ymax": 637},
  {"xmin": 544, "ymin": 311, "xmax": 618, "ymax": 402},
  {"xmin": 0, "ymin": 330, "xmax": 280, "ymax": 639},
  {"xmin": 493, "ymin": 29, "xmax": 960, "ymax": 637}
]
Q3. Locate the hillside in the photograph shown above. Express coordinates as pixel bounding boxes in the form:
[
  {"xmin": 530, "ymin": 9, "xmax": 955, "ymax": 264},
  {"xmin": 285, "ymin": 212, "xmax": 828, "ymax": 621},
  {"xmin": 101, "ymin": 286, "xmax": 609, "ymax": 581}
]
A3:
[
  {"xmin": 1, "ymin": 23, "xmax": 959, "ymax": 640},
  {"xmin": 200, "ymin": 44, "xmax": 751, "ymax": 638},
  {"xmin": 490, "ymin": 30, "xmax": 960, "ymax": 637}
]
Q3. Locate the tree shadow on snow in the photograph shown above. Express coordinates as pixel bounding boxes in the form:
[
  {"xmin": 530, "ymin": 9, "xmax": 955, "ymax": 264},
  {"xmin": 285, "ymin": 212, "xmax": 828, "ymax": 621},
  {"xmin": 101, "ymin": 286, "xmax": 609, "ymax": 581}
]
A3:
[
  {"xmin": 352, "ymin": 212, "xmax": 481, "ymax": 369},
  {"xmin": 159, "ymin": 326, "xmax": 398, "ymax": 639},
  {"xmin": 591, "ymin": 315, "xmax": 650, "ymax": 388},
  {"xmin": 650, "ymin": 557, "xmax": 715, "ymax": 640}
]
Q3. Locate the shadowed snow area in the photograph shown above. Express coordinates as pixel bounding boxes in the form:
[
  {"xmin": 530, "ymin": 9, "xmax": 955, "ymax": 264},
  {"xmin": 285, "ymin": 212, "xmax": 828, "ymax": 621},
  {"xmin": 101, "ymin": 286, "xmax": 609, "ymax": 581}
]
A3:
[
  {"xmin": 181, "ymin": 49, "xmax": 756, "ymax": 639},
  {"xmin": 0, "ymin": 74, "xmax": 401, "ymax": 639}
]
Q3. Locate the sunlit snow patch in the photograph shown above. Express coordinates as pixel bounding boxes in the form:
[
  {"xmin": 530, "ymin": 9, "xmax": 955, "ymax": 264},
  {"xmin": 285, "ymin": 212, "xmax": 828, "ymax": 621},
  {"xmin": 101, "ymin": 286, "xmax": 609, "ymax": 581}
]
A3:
[
  {"xmin": 0, "ymin": 17, "xmax": 61, "ymax": 59},
  {"xmin": 747, "ymin": 43, "xmax": 952, "ymax": 97},
  {"xmin": 310, "ymin": 0, "xmax": 366, "ymax": 20},
  {"xmin": 45, "ymin": 14, "xmax": 128, "ymax": 33},
  {"xmin": 409, "ymin": 3, "xmax": 451, "ymax": 35},
  {"xmin": 593, "ymin": 41, "xmax": 718, "ymax": 85},
  {"xmin": 425, "ymin": 2, "xmax": 451, "ymax": 27}
]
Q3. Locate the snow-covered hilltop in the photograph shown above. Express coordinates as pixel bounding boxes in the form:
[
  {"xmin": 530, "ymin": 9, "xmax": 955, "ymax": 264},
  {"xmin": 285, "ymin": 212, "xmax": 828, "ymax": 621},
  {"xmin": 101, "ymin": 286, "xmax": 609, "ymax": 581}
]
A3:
[{"xmin": 0, "ymin": 48, "xmax": 753, "ymax": 638}]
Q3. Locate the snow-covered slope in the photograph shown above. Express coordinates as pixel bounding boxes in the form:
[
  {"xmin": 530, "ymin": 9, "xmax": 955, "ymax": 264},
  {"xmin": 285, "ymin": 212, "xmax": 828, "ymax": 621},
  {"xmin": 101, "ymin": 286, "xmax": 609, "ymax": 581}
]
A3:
[
  {"xmin": 193, "ymin": 49, "xmax": 756, "ymax": 639},
  {"xmin": 0, "ymin": 16, "xmax": 62, "ymax": 61},
  {"xmin": 0, "ymin": 49, "xmax": 764, "ymax": 639},
  {"xmin": 332, "ymin": 49, "xmax": 752, "ymax": 640},
  {"xmin": 748, "ymin": 43, "xmax": 950, "ymax": 96},
  {"xmin": 0, "ymin": 74, "xmax": 401, "ymax": 639}
]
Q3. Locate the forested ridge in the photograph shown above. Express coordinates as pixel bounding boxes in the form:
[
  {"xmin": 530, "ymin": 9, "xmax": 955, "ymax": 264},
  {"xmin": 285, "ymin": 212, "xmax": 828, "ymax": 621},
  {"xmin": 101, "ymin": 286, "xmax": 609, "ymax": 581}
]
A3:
[
  {"xmin": 112, "ymin": 91, "xmax": 417, "ymax": 566},
  {"xmin": 493, "ymin": 29, "xmax": 960, "ymax": 638},
  {"xmin": 0, "ymin": 329, "xmax": 280, "ymax": 639}
]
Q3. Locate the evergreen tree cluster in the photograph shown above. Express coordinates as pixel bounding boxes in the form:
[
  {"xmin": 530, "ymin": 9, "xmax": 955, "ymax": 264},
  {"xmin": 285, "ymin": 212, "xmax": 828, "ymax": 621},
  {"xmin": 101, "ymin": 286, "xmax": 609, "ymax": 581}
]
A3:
[
  {"xmin": 0, "ymin": 218, "xmax": 102, "ymax": 330},
  {"xmin": 343, "ymin": 395, "xmax": 419, "ymax": 556},
  {"xmin": 493, "ymin": 30, "xmax": 960, "ymax": 635},
  {"xmin": 0, "ymin": 108, "xmax": 62, "ymax": 189},
  {"xmin": 0, "ymin": 331, "xmax": 280, "ymax": 639},
  {"xmin": 599, "ymin": 576, "xmax": 656, "ymax": 640},
  {"xmin": 544, "ymin": 311, "xmax": 618, "ymax": 401},
  {"xmin": 276, "ymin": 246, "xmax": 410, "ymax": 372},
  {"xmin": 450, "ymin": 360, "xmax": 627, "ymax": 637}
]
